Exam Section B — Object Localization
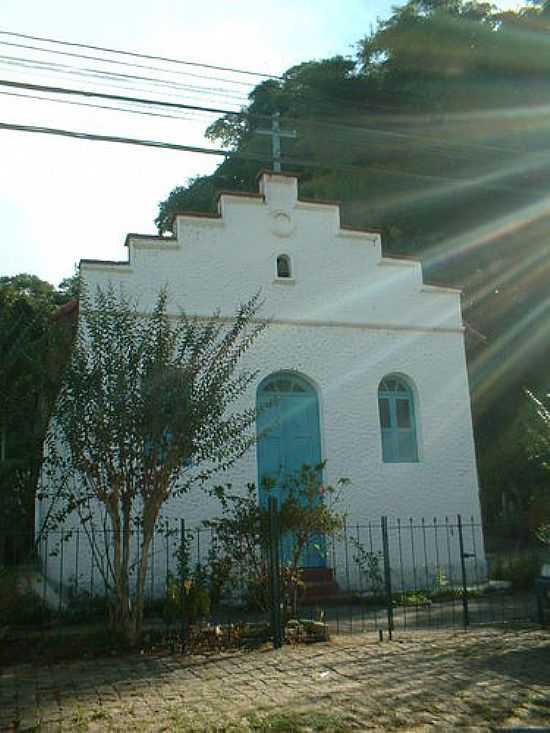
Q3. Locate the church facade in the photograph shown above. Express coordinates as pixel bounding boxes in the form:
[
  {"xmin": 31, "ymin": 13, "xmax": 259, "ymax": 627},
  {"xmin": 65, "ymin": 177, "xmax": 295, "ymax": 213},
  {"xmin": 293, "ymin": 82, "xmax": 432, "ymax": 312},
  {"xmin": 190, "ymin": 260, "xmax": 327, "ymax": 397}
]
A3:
[{"xmin": 38, "ymin": 171, "xmax": 485, "ymax": 592}]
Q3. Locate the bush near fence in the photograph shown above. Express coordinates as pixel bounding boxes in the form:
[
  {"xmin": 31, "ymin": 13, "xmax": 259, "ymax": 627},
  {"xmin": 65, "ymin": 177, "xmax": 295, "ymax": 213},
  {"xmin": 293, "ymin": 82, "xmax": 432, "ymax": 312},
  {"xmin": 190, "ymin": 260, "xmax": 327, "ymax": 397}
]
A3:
[{"xmin": 1, "ymin": 512, "xmax": 543, "ymax": 636}]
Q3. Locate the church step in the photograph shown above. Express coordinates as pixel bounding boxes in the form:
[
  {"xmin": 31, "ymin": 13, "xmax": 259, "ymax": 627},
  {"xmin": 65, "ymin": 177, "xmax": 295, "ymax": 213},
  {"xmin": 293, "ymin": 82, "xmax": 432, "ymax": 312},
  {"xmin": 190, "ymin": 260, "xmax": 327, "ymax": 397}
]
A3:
[
  {"xmin": 301, "ymin": 567, "xmax": 335, "ymax": 583},
  {"xmin": 299, "ymin": 567, "xmax": 340, "ymax": 602}
]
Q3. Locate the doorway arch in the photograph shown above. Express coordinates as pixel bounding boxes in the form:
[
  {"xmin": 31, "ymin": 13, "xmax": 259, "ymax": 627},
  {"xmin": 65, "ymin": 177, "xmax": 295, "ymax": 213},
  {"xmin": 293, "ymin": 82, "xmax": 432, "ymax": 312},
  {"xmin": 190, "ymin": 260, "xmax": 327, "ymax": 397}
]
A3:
[{"xmin": 256, "ymin": 371, "xmax": 324, "ymax": 567}]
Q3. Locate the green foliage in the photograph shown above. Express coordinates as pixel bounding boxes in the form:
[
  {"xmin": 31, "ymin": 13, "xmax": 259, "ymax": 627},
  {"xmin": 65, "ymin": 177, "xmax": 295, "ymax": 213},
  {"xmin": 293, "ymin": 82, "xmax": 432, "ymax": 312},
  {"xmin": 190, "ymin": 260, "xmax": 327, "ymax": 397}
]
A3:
[
  {"xmin": 277, "ymin": 464, "xmax": 347, "ymax": 560},
  {"xmin": 0, "ymin": 568, "xmax": 51, "ymax": 626},
  {"xmin": 163, "ymin": 572, "xmax": 211, "ymax": 626},
  {"xmin": 153, "ymin": 1, "xmax": 550, "ymax": 541},
  {"xmin": 42, "ymin": 284, "xmax": 265, "ymax": 644},
  {"xmin": 233, "ymin": 708, "xmax": 354, "ymax": 733},
  {"xmin": 204, "ymin": 466, "xmax": 347, "ymax": 614},
  {"xmin": 0, "ymin": 273, "xmax": 77, "ymax": 557},
  {"xmin": 276, "ymin": 464, "xmax": 347, "ymax": 617},
  {"xmin": 205, "ymin": 484, "xmax": 271, "ymax": 611},
  {"xmin": 433, "ymin": 567, "xmax": 449, "ymax": 593},
  {"xmin": 489, "ymin": 552, "xmax": 541, "ymax": 591},
  {"xmin": 58, "ymin": 588, "xmax": 110, "ymax": 625},
  {"xmin": 398, "ymin": 591, "xmax": 432, "ymax": 607},
  {"xmin": 350, "ymin": 540, "xmax": 384, "ymax": 594},
  {"xmin": 536, "ymin": 524, "xmax": 550, "ymax": 547}
]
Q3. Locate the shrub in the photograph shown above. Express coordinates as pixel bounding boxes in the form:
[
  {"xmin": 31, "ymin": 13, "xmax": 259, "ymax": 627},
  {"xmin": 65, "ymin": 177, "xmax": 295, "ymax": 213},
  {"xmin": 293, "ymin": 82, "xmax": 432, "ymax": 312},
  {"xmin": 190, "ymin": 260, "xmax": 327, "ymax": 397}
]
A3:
[
  {"xmin": 0, "ymin": 569, "xmax": 51, "ymax": 626},
  {"xmin": 205, "ymin": 466, "xmax": 348, "ymax": 616},
  {"xmin": 163, "ymin": 572, "xmax": 210, "ymax": 626},
  {"xmin": 58, "ymin": 588, "xmax": 110, "ymax": 625},
  {"xmin": 490, "ymin": 552, "xmax": 540, "ymax": 591}
]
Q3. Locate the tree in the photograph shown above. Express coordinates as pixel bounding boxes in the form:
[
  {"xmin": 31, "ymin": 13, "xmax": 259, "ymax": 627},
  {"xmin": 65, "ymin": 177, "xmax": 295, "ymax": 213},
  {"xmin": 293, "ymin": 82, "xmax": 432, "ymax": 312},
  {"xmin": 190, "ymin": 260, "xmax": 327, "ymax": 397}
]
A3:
[
  {"xmin": 488, "ymin": 387, "xmax": 550, "ymax": 544},
  {"xmin": 523, "ymin": 388, "xmax": 550, "ymax": 523},
  {"xmin": 0, "ymin": 274, "xmax": 76, "ymax": 564},
  {"xmin": 152, "ymin": 0, "xmax": 550, "ymax": 540},
  {"xmin": 203, "ymin": 464, "xmax": 347, "ymax": 618},
  {"xmin": 40, "ymin": 284, "xmax": 266, "ymax": 644}
]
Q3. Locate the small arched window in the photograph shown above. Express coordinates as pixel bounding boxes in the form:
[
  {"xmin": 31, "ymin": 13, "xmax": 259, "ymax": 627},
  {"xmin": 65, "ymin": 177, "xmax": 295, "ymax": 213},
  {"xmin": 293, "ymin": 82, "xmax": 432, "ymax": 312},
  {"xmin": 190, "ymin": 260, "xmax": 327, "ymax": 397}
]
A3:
[
  {"xmin": 276, "ymin": 254, "xmax": 292, "ymax": 278},
  {"xmin": 378, "ymin": 376, "xmax": 418, "ymax": 463}
]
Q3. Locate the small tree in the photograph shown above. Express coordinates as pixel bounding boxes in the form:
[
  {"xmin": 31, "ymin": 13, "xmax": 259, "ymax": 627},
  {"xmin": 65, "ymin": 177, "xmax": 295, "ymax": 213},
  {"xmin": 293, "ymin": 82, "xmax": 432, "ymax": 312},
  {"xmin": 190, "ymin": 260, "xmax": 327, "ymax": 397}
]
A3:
[
  {"xmin": 204, "ymin": 484, "xmax": 271, "ymax": 611},
  {"xmin": 203, "ymin": 466, "xmax": 348, "ymax": 617},
  {"xmin": 40, "ymin": 284, "xmax": 265, "ymax": 644},
  {"xmin": 524, "ymin": 389, "xmax": 550, "ymax": 514},
  {"xmin": 277, "ymin": 464, "xmax": 347, "ymax": 616}
]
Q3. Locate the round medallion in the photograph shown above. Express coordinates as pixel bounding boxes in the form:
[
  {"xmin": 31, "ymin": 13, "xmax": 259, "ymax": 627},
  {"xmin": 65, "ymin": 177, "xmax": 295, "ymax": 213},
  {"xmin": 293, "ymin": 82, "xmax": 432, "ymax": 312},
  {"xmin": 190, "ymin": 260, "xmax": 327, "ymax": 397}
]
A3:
[{"xmin": 270, "ymin": 210, "xmax": 295, "ymax": 238}]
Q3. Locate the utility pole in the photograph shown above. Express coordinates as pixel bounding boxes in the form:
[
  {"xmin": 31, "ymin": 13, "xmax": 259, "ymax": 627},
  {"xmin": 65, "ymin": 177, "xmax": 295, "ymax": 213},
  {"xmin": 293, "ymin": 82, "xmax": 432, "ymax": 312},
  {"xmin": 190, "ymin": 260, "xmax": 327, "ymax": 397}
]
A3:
[{"xmin": 256, "ymin": 111, "xmax": 296, "ymax": 172}]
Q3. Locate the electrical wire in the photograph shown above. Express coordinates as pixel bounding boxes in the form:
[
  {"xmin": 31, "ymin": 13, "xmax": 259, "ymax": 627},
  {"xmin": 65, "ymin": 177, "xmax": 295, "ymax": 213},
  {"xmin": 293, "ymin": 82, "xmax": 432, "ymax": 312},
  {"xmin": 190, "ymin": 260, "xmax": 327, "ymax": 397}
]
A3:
[
  {"xmin": 0, "ymin": 120, "xmax": 532, "ymax": 195},
  {"xmin": 0, "ymin": 70, "xmax": 249, "ymax": 114},
  {"xmin": 0, "ymin": 55, "xmax": 251, "ymax": 103},
  {"xmin": 1, "ymin": 94, "xmax": 514, "ymax": 178},
  {"xmin": 0, "ymin": 29, "xmax": 282, "ymax": 80},
  {"xmin": 0, "ymin": 120, "xmax": 258, "ymax": 159},
  {"xmin": 0, "ymin": 90, "xmax": 208, "ymax": 123},
  {"xmin": 0, "ymin": 77, "xmax": 516, "ymax": 163},
  {"xmin": 0, "ymin": 40, "xmax": 259, "ymax": 87},
  {"xmin": 0, "ymin": 78, "xmax": 251, "ymax": 117},
  {"xmin": 0, "ymin": 38, "xmax": 525, "ymax": 160}
]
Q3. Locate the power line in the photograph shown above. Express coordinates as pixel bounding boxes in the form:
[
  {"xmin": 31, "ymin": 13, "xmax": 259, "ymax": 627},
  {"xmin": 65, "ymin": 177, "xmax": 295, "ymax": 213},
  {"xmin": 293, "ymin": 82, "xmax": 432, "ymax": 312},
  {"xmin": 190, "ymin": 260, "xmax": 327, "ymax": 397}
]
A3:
[
  {"xmin": 0, "ymin": 55, "xmax": 251, "ymax": 103},
  {"xmin": 0, "ymin": 120, "xmax": 260, "ymax": 159},
  {"xmin": 0, "ymin": 90, "xmax": 209, "ymax": 123},
  {"xmin": 3, "ymin": 85, "xmax": 512, "ymax": 172},
  {"xmin": 0, "ymin": 78, "xmax": 250, "ymax": 117},
  {"xmin": 0, "ymin": 120, "xmax": 531, "ymax": 194},
  {"xmin": 0, "ymin": 40, "xmax": 258, "ymax": 87},
  {"xmin": 0, "ymin": 75, "xmax": 527, "ymax": 168},
  {"xmin": 0, "ymin": 40, "xmax": 523, "ymax": 160},
  {"xmin": 0, "ymin": 29, "xmax": 282, "ymax": 80},
  {"xmin": 0, "ymin": 77, "xmax": 513, "ymax": 161},
  {"xmin": 0, "ymin": 69, "xmax": 249, "ymax": 114}
]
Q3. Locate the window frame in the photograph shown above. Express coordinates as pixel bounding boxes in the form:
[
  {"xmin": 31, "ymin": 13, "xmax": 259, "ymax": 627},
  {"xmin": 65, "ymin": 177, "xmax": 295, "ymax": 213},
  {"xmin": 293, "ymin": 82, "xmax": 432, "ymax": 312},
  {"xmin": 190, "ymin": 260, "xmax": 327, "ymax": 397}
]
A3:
[
  {"xmin": 276, "ymin": 254, "xmax": 292, "ymax": 279},
  {"xmin": 378, "ymin": 376, "xmax": 419, "ymax": 463}
]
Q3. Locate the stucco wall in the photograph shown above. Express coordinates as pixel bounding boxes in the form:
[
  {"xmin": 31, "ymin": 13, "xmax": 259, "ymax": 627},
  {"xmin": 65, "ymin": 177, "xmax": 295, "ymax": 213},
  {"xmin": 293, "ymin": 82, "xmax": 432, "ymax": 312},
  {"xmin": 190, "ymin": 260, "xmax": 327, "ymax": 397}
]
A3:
[{"xmin": 39, "ymin": 171, "xmax": 485, "ymax": 593}]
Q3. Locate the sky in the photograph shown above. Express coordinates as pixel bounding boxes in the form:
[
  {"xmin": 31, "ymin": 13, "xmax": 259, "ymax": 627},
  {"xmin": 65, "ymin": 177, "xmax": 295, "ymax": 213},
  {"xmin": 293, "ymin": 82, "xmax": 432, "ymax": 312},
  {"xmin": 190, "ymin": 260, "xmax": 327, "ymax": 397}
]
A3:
[{"xmin": 0, "ymin": 0, "xmax": 521, "ymax": 287}]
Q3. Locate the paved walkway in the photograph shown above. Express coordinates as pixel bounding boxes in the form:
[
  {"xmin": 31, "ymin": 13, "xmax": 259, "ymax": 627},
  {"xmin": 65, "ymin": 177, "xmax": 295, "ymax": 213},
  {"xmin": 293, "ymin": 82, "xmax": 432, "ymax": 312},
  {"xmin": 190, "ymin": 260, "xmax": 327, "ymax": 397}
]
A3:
[{"xmin": 1, "ymin": 628, "xmax": 549, "ymax": 731}]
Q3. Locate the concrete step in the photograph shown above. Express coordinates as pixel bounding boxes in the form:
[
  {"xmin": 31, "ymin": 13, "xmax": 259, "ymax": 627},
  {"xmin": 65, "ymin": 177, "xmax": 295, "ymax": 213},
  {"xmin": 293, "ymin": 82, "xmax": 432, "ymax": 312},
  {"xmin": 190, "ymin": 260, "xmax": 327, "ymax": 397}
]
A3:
[{"xmin": 300, "ymin": 567, "xmax": 340, "ymax": 602}]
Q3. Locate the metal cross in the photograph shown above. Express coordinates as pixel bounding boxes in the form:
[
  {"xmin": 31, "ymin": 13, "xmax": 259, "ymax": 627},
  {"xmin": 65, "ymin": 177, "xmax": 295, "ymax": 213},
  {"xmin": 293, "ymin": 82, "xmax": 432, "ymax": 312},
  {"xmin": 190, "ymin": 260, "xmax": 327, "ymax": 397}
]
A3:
[{"xmin": 256, "ymin": 112, "xmax": 296, "ymax": 172}]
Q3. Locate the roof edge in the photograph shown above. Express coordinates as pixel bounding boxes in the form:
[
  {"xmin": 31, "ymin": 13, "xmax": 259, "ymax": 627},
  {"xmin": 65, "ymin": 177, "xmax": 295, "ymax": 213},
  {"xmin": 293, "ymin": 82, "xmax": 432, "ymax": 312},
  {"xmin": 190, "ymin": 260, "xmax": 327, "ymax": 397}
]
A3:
[
  {"xmin": 382, "ymin": 252, "xmax": 421, "ymax": 263},
  {"xmin": 341, "ymin": 224, "xmax": 384, "ymax": 236},
  {"xmin": 80, "ymin": 258, "xmax": 129, "ymax": 267},
  {"xmin": 124, "ymin": 233, "xmax": 175, "ymax": 247},
  {"xmin": 299, "ymin": 196, "xmax": 342, "ymax": 208},
  {"xmin": 216, "ymin": 190, "xmax": 264, "ymax": 203},
  {"xmin": 423, "ymin": 280, "xmax": 463, "ymax": 294},
  {"xmin": 255, "ymin": 168, "xmax": 303, "ymax": 182}
]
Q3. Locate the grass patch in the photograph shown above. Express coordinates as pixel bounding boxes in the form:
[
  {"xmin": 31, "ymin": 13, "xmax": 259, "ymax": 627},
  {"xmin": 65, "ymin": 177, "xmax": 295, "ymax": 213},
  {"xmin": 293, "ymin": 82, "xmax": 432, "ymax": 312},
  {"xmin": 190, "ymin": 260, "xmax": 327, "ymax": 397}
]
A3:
[
  {"xmin": 244, "ymin": 710, "xmax": 353, "ymax": 732},
  {"xmin": 174, "ymin": 708, "xmax": 358, "ymax": 732}
]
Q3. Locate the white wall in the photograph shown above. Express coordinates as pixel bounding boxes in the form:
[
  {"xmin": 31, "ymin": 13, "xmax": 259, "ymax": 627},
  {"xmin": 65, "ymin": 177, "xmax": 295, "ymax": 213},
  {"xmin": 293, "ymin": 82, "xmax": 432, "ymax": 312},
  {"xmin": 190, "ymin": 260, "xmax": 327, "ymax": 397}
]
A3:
[{"xmin": 42, "ymin": 171, "xmax": 484, "ymax": 593}]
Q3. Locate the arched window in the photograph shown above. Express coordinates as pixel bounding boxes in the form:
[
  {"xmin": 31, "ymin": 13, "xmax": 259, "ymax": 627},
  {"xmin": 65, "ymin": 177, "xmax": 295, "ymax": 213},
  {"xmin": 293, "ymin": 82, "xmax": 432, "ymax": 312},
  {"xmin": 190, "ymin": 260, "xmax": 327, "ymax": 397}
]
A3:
[
  {"xmin": 378, "ymin": 376, "xmax": 418, "ymax": 463},
  {"xmin": 276, "ymin": 254, "xmax": 292, "ymax": 278}
]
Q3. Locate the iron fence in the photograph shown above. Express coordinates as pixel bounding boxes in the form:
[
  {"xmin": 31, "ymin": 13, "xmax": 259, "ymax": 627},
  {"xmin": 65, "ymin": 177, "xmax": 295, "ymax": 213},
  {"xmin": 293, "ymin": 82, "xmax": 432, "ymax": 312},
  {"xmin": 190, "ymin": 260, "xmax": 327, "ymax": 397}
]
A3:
[{"xmin": 1, "ymin": 509, "xmax": 543, "ymax": 641}]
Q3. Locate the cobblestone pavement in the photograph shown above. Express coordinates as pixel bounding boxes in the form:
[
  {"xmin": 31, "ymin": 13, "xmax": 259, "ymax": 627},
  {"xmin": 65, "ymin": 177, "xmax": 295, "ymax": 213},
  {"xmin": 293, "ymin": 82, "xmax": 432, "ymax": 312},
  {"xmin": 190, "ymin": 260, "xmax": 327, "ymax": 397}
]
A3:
[{"xmin": 1, "ymin": 628, "xmax": 549, "ymax": 731}]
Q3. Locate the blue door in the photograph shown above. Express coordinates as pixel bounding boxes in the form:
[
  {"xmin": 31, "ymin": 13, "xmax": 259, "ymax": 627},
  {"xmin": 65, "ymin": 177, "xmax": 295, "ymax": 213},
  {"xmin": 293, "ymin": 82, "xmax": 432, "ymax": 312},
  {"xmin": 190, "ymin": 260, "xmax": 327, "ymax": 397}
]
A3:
[{"xmin": 256, "ymin": 373, "xmax": 325, "ymax": 567}]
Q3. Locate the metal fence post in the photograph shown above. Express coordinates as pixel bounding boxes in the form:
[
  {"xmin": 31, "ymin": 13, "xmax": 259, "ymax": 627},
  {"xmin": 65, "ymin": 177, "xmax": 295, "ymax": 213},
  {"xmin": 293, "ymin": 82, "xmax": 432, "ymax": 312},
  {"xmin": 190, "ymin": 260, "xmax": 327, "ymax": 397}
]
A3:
[
  {"xmin": 179, "ymin": 518, "xmax": 188, "ymax": 654},
  {"xmin": 457, "ymin": 514, "xmax": 470, "ymax": 628},
  {"xmin": 381, "ymin": 516, "xmax": 394, "ymax": 634},
  {"xmin": 268, "ymin": 496, "xmax": 283, "ymax": 649}
]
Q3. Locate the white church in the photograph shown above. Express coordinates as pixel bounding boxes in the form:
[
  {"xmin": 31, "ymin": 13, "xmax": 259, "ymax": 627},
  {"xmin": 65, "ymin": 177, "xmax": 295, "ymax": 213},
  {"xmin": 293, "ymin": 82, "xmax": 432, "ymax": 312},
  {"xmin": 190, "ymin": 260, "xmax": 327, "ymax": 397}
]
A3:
[{"xmin": 38, "ymin": 170, "xmax": 485, "ymax": 594}]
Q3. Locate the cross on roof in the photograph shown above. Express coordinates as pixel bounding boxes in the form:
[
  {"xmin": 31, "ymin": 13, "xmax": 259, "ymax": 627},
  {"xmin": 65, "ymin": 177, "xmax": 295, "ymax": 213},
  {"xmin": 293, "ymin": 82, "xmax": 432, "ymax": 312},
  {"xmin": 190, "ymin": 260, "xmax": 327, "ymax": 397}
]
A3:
[{"xmin": 255, "ymin": 112, "xmax": 296, "ymax": 173}]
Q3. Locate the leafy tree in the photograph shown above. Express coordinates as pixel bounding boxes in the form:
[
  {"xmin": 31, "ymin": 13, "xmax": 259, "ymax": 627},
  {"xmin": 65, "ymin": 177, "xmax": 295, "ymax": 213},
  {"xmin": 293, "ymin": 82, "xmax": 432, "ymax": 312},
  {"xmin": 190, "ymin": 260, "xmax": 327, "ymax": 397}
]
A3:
[
  {"xmin": 205, "ymin": 465, "xmax": 347, "ymax": 618},
  {"xmin": 277, "ymin": 464, "xmax": 347, "ymax": 616},
  {"xmin": 153, "ymin": 0, "xmax": 550, "ymax": 541},
  {"xmin": 40, "ymin": 285, "xmax": 265, "ymax": 644},
  {"xmin": 523, "ymin": 388, "xmax": 550, "ymax": 518},
  {"xmin": 0, "ymin": 274, "xmax": 76, "ymax": 564}
]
